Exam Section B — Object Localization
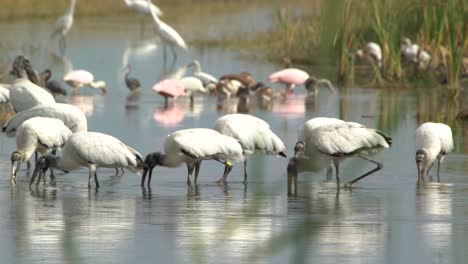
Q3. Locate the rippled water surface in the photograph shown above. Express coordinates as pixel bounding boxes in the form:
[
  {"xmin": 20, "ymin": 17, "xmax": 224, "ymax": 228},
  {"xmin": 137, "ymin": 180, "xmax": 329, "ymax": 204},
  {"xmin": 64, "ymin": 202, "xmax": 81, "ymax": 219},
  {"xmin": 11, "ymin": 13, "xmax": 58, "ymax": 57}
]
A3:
[{"xmin": 1, "ymin": 3, "xmax": 468, "ymax": 264}]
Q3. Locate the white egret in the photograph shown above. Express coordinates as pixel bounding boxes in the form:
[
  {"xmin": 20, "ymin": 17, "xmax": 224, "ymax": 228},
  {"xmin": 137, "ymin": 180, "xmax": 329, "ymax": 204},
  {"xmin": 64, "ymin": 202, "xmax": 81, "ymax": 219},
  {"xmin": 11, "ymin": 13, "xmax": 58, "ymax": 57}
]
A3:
[{"xmin": 50, "ymin": 0, "xmax": 76, "ymax": 53}]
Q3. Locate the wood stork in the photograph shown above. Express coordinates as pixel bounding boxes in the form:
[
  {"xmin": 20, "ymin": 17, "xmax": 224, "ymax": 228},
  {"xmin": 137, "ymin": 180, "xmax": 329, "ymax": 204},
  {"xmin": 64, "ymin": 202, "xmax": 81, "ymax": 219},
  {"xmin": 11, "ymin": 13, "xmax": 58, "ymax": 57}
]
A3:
[
  {"xmin": 2, "ymin": 103, "xmax": 88, "ymax": 137},
  {"xmin": 146, "ymin": 0, "xmax": 187, "ymax": 64},
  {"xmin": 123, "ymin": 65, "xmax": 141, "ymax": 92},
  {"xmin": 189, "ymin": 60, "xmax": 218, "ymax": 86},
  {"xmin": 213, "ymin": 114, "xmax": 287, "ymax": 183},
  {"xmin": 141, "ymin": 128, "xmax": 244, "ymax": 187},
  {"xmin": 356, "ymin": 42, "xmax": 382, "ymax": 68},
  {"xmin": 292, "ymin": 118, "xmax": 392, "ymax": 189},
  {"xmin": 415, "ymin": 122, "xmax": 453, "ymax": 182},
  {"xmin": 63, "ymin": 70, "xmax": 107, "ymax": 95},
  {"xmin": 10, "ymin": 117, "xmax": 72, "ymax": 184},
  {"xmin": 39, "ymin": 69, "xmax": 67, "ymax": 96},
  {"xmin": 50, "ymin": 0, "xmax": 76, "ymax": 54},
  {"xmin": 9, "ymin": 56, "xmax": 55, "ymax": 113},
  {"xmin": 0, "ymin": 85, "xmax": 9, "ymax": 103},
  {"xmin": 30, "ymin": 132, "xmax": 145, "ymax": 188}
]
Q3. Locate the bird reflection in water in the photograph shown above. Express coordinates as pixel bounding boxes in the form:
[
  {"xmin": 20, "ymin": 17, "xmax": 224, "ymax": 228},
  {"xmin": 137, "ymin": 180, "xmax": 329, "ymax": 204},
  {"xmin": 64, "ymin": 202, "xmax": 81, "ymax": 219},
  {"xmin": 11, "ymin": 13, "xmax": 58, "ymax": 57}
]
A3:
[
  {"xmin": 272, "ymin": 94, "xmax": 306, "ymax": 119},
  {"xmin": 68, "ymin": 95, "xmax": 94, "ymax": 117},
  {"xmin": 153, "ymin": 104, "xmax": 184, "ymax": 127}
]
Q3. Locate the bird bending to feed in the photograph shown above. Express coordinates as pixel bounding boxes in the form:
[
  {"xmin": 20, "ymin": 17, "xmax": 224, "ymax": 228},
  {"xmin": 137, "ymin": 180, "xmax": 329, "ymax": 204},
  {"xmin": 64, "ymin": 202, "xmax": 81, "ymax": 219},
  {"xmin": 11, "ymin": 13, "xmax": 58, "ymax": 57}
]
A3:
[
  {"xmin": 39, "ymin": 69, "xmax": 67, "ymax": 96},
  {"xmin": 216, "ymin": 79, "xmax": 243, "ymax": 99},
  {"xmin": 123, "ymin": 65, "xmax": 141, "ymax": 92},
  {"xmin": 219, "ymin": 72, "xmax": 256, "ymax": 90},
  {"xmin": 268, "ymin": 68, "xmax": 332, "ymax": 96},
  {"xmin": 10, "ymin": 117, "xmax": 72, "ymax": 184},
  {"xmin": 152, "ymin": 79, "xmax": 186, "ymax": 107},
  {"xmin": 2, "ymin": 103, "xmax": 88, "ymax": 137},
  {"xmin": 50, "ymin": 0, "xmax": 76, "ymax": 53},
  {"xmin": 189, "ymin": 60, "xmax": 218, "ymax": 86},
  {"xmin": 304, "ymin": 76, "xmax": 335, "ymax": 95},
  {"xmin": 415, "ymin": 122, "xmax": 453, "ymax": 183},
  {"xmin": 147, "ymin": 0, "xmax": 187, "ymax": 64},
  {"xmin": 213, "ymin": 114, "xmax": 287, "ymax": 183},
  {"xmin": 141, "ymin": 128, "xmax": 244, "ymax": 187},
  {"xmin": 63, "ymin": 70, "xmax": 107, "ymax": 95},
  {"xmin": 356, "ymin": 42, "xmax": 382, "ymax": 68},
  {"xmin": 9, "ymin": 56, "xmax": 55, "ymax": 113},
  {"xmin": 31, "ymin": 132, "xmax": 145, "ymax": 188},
  {"xmin": 292, "ymin": 118, "xmax": 392, "ymax": 189},
  {"xmin": 180, "ymin": 77, "xmax": 207, "ymax": 104}
]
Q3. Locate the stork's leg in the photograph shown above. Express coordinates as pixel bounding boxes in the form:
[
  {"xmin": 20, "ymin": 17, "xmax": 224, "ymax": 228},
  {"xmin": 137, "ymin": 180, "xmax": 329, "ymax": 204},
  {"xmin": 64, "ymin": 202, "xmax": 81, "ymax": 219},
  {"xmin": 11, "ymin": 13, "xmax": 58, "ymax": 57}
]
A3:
[
  {"xmin": 326, "ymin": 163, "xmax": 333, "ymax": 181},
  {"xmin": 194, "ymin": 160, "xmax": 202, "ymax": 185},
  {"xmin": 88, "ymin": 168, "xmax": 93, "ymax": 189},
  {"xmin": 333, "ymin": 159, "xmax": 340, "ymax": 189},
  {"xmin": 115, "ymin": 168, "xmax": 119, "ymax": 175},
  {"xmin": 121, "ymin": 168, "xmax": 126, "ymax": 174},
  {"xmin": 186, "ymin": 162, "xmax": 195, "ymax": 185},
  {"xmin": 345, "ymin": 155, "xmax": 383, "ymax": 187},
  {"xmin": 35, "ymin": 152, "xmax": 38, "ymax": 163},
  {"xmin": 94, "ymin": 170, "xmax": 100, "ymax": 188},
  {"xmin": 243, "ymin": 159, "xmax": 248, "ymax": 184},
  {"xmin": 26, "ymin": 160, "xmax": 31, "ymax": 170},
  {"xmin": 437, "ymin": 156, "xmax": 445, "ymax": 183},
  {"xmin": 49, "ymin": 168, "xmax": 56, "ymax": 186}
]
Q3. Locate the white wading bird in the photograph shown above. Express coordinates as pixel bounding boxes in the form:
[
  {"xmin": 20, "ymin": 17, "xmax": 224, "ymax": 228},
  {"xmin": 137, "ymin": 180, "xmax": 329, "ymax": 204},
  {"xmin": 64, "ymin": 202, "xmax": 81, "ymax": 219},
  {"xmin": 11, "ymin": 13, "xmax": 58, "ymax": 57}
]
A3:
[
  {"xmin": 146, "ymin": 0, "xmax": 187, "ymax": 64},
  {"xmin": 10, "ymin": 117, "xmax": 72, "ymax": 184},
  {"xmin": 123, "ymin": 0, "xmax": 162, "ymax": 35},
  {"xmin": 50, "ymin": 0, "xmax": 76, "ymax": 53},
  {"xmin": 213, "ymin": 114, "xmax": 287, "ymax": 183},
  {"xmin": 189, "ymin": 60, "xmax": 218, "ymax": 86},
  {"xmin": 2, "ymin": 103, "xmax": 88, "ymax": 137},
  {"xmin": 9, "ymin": 56, "xmax": 55, "ymax": 113},
  {"xmin": 356, "ymin": 42, "xmax": 383, "ymax": 68},
  {"xmin": 141, "ymin": 128, "xmax": 244, "ymax": 187},
  {"xmin": 401, "ymin": 38, "xmax": 432, "ymax": 69},
  {"xmin": 180, "ymin": 76, "xmax": 207, "ymax": 104},
  {"xmin": 292, "ymin": 118, "xmax": 392, "ymax": 189},
  {"xmin": 30, "ymin": 132, "xmax": 145, "ymax": 188},
  {"xmin": 415, "ymin": 122, "xmax": 453, "ymax": 182}
]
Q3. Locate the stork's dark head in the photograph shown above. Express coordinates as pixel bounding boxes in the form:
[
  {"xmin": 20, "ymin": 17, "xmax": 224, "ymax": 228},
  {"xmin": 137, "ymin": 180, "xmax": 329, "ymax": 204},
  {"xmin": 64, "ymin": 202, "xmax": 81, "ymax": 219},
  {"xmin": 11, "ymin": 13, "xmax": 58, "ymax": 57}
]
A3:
[
  {"xmin": 10, "ymin": 55, "xmax": 41, "ymax": 85},
  {"xmin": 141, "ymin": 152, "xmax": 166, "ymax": 187},
  {"xmin": 294, "ymin": 141, "xmax": 305, "ymax": 159}
]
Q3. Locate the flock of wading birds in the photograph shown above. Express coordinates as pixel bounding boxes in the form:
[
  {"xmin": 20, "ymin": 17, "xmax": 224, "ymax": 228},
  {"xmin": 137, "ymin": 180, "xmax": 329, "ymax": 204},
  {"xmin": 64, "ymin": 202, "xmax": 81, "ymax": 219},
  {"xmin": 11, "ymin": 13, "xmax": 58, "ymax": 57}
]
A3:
[{"xmin": 0, "ymin": 0, "xmax": 455, "ymax": 190}]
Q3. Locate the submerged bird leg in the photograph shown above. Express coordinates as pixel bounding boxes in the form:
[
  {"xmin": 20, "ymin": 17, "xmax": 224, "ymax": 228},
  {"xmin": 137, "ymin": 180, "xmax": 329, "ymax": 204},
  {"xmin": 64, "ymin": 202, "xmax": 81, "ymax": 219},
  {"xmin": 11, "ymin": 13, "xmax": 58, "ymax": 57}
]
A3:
[
  {"xmin": 35, "ymin": 152, "xmax": 38, "ymax": 163},
  {"xmin": 186, "ymin": 162, "xmax": 195, "ymax": 185},
  {"xmin": 243, "ymin": 159, "xmax": 248, "ymax": 184},
  {"xmin": 326, "ymin": 163, "xmax": 333, "ymax": 181},
  {"xmin": 26, "ymin": 160, "xmax": 31, "ymax": 170},
  {"xmin": 437, "ymin": 156, "xmax": 445, "ymax": 183},
  {"xmin": 114, "ymin": 168, "xmax": 119, "ymax": 175},
  {"xmin": 345, "ymin": 155, "xmax": 383, "ymax": 187},
  {"xmin": 287, "ymin": 158, "xmax": 298, "ymax": 196},
  {"xmin": 194, "ymin": 160, "xmax": 202, "ymax": 185},
  {"xmin": 49, "ymin": 168, "xmax": 56, "ymax": 186},
  {"xmin": 94, "ymin": 170, "xmax": 100, "ymax": 188},
  {"xmin": 333, "ymin": 159, "xmax": 341, "ymax": 190}
]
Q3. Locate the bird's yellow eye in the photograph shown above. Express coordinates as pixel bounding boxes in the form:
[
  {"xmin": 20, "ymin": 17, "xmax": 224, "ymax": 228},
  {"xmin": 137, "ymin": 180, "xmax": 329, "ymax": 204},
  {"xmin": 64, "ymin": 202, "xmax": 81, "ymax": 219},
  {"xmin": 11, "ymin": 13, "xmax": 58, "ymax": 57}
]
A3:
[{"xmin": 226, "ymin": 161, "xmax": 232, "ymax": 167}]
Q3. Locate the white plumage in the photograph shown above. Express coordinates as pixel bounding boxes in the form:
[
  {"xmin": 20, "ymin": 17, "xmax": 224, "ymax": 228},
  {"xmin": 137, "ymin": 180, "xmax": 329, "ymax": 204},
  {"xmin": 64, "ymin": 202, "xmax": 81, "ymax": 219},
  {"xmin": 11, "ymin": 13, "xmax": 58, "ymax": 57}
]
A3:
[
  {"xmin": 142, "ymin": 128, "xmax": 244, "ymax": 186},
  {"xmin": 0, "ymin": 85, "xmax": 9, "ymax": 103},
  {"xmin": 190, "ymin": 60, "xmax": 218, "ymax": 85},
  {"xmin": 50, "ymin": 0, "xmax": 76, "ymax": 53},
  {"xmin": 213, "ymin": 114, "xmax": 286, "ymax": 183},
  {"xmin": 180, "ymin": 77, "xmax": 207, "ymax": 101},
  {"xmin": 293, "ymin": 117, "xmax": 391, "ymax": 188},
  {"xmin": 9, "ymin": 77, "xmax": 55, "ymax": 113},
  {"xmin": 10, "ymin": 117, "xmax": 72, "ymax": 184},
  {"xmin": 123, "ymin": 0, "xmax": 163, "ymax": 17},
  {"xmin": 415, "ymin": 122, "xmax": 453, "ymax": 182},
  {"xmin": 2, "ymin": 103, "xmax": 88, "ymax": 137},
  {"xmin": 401, "ymin": 38, "xmax": 431, "ymax": 68},
  {"xmin": 31, "ymin": 132, "xmax": 144, "ymax": 188},
  {"xmin": 147, "ymin": 0, "xmax": 187, "ymax": 62},
  {"xmin": 356, "ymin": 42, "xmax": 382, "ymax": 67}
]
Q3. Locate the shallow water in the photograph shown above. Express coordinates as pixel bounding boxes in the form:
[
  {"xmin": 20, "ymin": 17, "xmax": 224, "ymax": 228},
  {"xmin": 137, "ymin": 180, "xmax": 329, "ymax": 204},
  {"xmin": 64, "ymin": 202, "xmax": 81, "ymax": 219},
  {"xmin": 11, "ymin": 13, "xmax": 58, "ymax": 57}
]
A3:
[{"xmin": 1, "ymin": 3, "xmax": 468, "ymax": 264}]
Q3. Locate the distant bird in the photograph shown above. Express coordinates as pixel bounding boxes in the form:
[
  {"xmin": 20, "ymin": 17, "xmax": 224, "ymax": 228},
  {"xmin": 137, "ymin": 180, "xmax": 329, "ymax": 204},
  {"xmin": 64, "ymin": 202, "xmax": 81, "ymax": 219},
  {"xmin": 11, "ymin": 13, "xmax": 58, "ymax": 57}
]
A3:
[
  {"xmin": 268, "ymin": 68, "xmax": 329, "ymax": 96},
  {"xmin": 415, "ymin": 122, "xmax": 453, "ymax": 183},
  {"xmin": 50, "ymin": 0, "xmax": 76, "ymax": 53},
  {"xmin": 2, "ymin": 103, "xmax": 88, "ymax": 137},
  {"xmin": 216, "ymin": 79, "xmax": 243, "ymax": 99},
  {"xmin": 9, "ymin": 56, "xmax": 55, "ymax": 113},
  {"xmin": 356, "ymin": 42, "xmax": 382, "ymax": 68},
  {"xmin": 293, "ymin": 118, "xmax": 392, "ymax": 189},
  {"xmin": 189, "ymin": 60, "xmax": 218, "ymax": 86},
  {"xmin": 30, "ymin": 132, "xmax": 145, "ymax": 188},
  {"xmin": 0, "ymin": 85, "xmax": 10, "ymax": 103},
  {"xmin": 304, "ymin": 76, "xmax": 335, "ymax": 96},
  {"xmin": 63, "ymin": 70, "xmax": 107, "ymax": 95},
  {"xmin": 147, "ymin": 0, "xmax": 187, "ymax": 64},
  {"xmin": 39, "ymin": 69, "xmax": 67, "ymax": 96},
  {"xmin": 152, "ymin": 79, "xmax": 186, "ymax": 107},
  {"xmin": 251, "ymin": 82, "xmax": 275, "ymax": 101},
  {"xmin": 401, "ymin": 38, "xmax": 431, "ymax": 69},
  {"xmin": 123, "ymin": 0, "xmax": 162, "ymax": 17},
  {"xmin": 220, "ymin": 72, "xmax": 256, "ymax": 90},
  {"xmin": 141, "ymin": 128, "xmax": 244, "ymax": 187},
  {"xmin": 180, "ymin": 76, "xmax": 207, "ymax": 104},
  {"xmin": 10, "ymin": 117, "xmax": 72, "ymax": 184},
  {"xmin": 123, "ymin": 65, "xmax": 141, "ymax": 92},
  {"xmin": 213, "ymin": 114, "xmax": 287, "ymax": 183}
]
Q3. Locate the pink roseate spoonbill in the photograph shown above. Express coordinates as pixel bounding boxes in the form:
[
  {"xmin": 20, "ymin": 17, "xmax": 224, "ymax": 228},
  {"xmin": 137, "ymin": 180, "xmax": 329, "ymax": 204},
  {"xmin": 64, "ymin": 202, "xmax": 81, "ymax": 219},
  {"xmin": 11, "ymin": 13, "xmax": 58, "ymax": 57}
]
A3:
[
  {"xmin": 268, "ymin": 68, "xmax": 330, "ymax": 96},
  {"xmin": 189, "ymin": 60, "xmax": 218, "ymax": 86},
  {"xmin": 141, "ymin": 128, "xmax": 244, "ymax": 187},
  {"xmin": 152, "ymin": 79, "xmax": 186, "ymax": 107},
  {"xmin": 9, "ymin": 56, "xmax": 55, "ymax": 113},
  {"xmin": 0, "ymin": 85, "xmax": 10, "ymax": 103},
  {"xmin": 123, "ymin": 65, "xmax": 141, "ymax": 92},
  {"xmin": 50, "ymin": 0, "xmax": 76, "ymax": 54},
  {"xmin": 219, "ymin": 72, "xmax": 256, "ymax": 89},
  {"xmin": 2, "ymin": 103, "xmax": 88, "ymax": 137},
  {"xmin": 356, "ymin": 42, "xmax": 383, "ymax": 68},
  {"xmin": 63, "ymin": 70, "xmax": 107, "ymax": 95},
  {"xmin": 293, "ymin": 119, "xmax": 392, "ymax": 189},
  {"xmin": 39, "ymin": 69, "xmax": 67, "ymax": 96},
  {"xmin": 415, "ymin": 122, "xmax": 453, "ymax": 183},
  {"xmin": 10, "ymin": 117, "xmax": 72, "ymax": 184},
  {"xmin": 213, "ymin": 114, "xmax": 287, "ymax": 183},
  {"xmin": 147, "ymin": 0, "xmax": 187, "ymax": 64},
  {"xmin": 30, "ymin": 132, "xmax": 145, "ymax": 189}
]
